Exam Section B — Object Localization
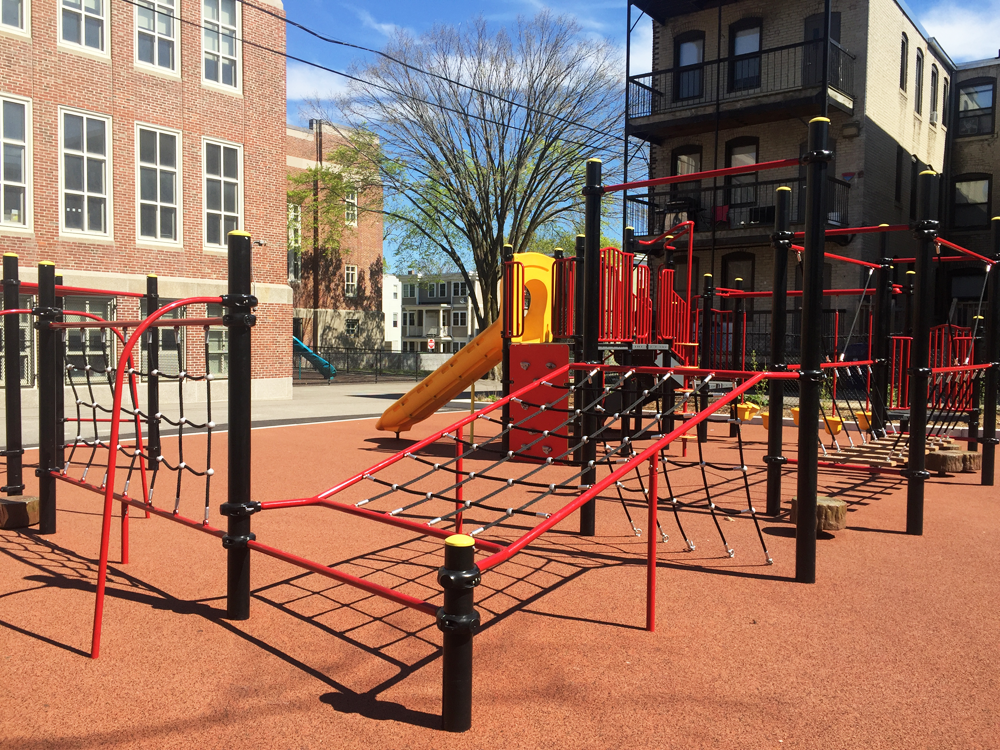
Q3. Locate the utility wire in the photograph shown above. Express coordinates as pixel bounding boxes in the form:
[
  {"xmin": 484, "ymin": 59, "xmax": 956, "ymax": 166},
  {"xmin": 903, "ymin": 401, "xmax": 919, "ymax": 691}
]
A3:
[{"xmin": 115, "ymin": 0, "xmax": 616, "ymax": 152}]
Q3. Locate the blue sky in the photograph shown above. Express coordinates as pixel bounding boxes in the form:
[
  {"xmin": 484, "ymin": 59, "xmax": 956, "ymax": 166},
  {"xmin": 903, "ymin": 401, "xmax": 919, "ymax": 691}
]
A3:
[{"xmin": 283, "ymin": 0, "xmax": 997, "ymax": 122}]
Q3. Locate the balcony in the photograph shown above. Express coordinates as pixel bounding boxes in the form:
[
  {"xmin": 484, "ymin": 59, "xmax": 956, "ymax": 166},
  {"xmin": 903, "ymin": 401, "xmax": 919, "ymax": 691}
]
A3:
[
  {"xmin": 628, "ymin": 40, "xmax": 855, "ymax": 139},
  {"xmin": 625, "ymin": 174, "xmax": 850, "ymax": 238}
]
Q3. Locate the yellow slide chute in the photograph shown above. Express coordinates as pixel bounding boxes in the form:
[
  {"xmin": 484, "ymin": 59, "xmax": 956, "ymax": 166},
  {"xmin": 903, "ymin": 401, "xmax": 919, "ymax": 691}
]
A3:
[{"xmin": 375, "ymin": 252, "xmax": 555, "ymax": 434}]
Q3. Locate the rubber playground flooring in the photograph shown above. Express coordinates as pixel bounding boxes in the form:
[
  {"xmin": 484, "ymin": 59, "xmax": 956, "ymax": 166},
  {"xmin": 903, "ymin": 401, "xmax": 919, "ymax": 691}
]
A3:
[{"xmin": 1, "ymin": 416, "xmax": 998, "ymax": 749}]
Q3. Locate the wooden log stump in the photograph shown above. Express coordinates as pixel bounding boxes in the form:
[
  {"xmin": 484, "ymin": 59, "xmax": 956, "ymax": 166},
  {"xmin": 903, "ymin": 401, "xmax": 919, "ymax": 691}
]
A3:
[
  {"xmin": 926, "ymin": 450, "xmax": 982, "ymax": 474},
  {"xmin": 790, "ymin": 495, "xmax": 848, "ymax": 532},
  {"xmin": 0, "ymin": 497, "xmax": 40, "ymax": 530}
]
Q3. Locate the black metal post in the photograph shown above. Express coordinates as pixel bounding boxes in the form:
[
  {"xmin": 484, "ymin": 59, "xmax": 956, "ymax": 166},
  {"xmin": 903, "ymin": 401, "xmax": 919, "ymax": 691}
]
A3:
[
  {"xmin": 903, "ymin": 270, "xmax": 915, "ymax": 337},
  {"xmin": 580, "ymin": 159, "xmax": 603, "ymax": 536},
  {"xmin": 969, "ymin": 318, "xmax": 982, "ymax": 452},
  {"xmin": 796, "ymin": 117, "xmax": 832, "ymax": 584},
  {"xmin": 730, "ymin": 277, "xmax": 745, "ymax": 437},
  {"xmin": 698, "ymin": 275, "xmax": 713, "ymax": 443},
  {"xmin": 146, "ymin": 275, "xmax": 161, "ymax": 470},
  {"xmin": 906, "ymin": 170, "xmax": 939, "ymax": 536},
  {"xmin": 437, "ymin": 534, "xmax": 480, "ymax": 732},
  {"xmin": 501, "ymin": 244, "xmax": 514, "ymax": 456},
  {"xmin": 3, "ymin": 254, "xmax": 24, "ymax": 496},
  {"xmin": 871, "ymin": 230, "xmax": 893, "ymax": 438},
  {"xmin": 221, "ymin": 231, "xmax": 258, "ymax": 619},
  {"xmin": 664, "ymin": 243, "xmax": 677, "ymax": 435},
  {"xmin": 982, "ymin": 218, "xmax": 1000, "ymax": 486},
  {"xmin": 622, "ymin": 226, "xmax": 636, "ymax": 438},
  {"xmin": 766, "ymin": 188, "xmax": 792, "ymax": 516},
  {"xmin": 573, "ymin": 234, "xmax": 585, "ymax": 465},
  {"xmin": 36, "ymin": 262, "xmax": 59, "ymax": 534}
]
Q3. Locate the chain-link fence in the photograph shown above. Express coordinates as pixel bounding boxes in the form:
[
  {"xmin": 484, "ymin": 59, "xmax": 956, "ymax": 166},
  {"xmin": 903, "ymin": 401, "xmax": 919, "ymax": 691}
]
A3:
[{"xmin": 295, "ymin": 347, "xmax": 433, "ymax": 384}]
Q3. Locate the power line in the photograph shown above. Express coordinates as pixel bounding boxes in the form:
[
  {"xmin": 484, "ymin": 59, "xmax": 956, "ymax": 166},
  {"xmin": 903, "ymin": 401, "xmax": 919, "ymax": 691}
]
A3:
[
  {"xmin": 231, "ymin": 0, "xmax": 625, "ymax": 143},
  {"xmin": 114, "ymin": 0, "xmax": 616, "ymax": 153}
]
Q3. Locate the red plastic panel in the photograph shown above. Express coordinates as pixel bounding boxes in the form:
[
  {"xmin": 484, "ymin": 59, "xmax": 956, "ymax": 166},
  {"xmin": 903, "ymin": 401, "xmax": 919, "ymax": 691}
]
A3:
[{"xmin": 508, "ymin": 343, "xmax": 570, "ymax": 462}]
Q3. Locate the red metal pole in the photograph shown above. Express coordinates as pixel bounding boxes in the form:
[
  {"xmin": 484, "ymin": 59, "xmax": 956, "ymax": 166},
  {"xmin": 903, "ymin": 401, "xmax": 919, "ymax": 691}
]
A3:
[
  {"xmin": 602, "ymin": 158, "xmax": 800, "ymax": 194},
  {"xmin": 455, "ymin": 424, "xmax": 464, "ymax": 534},
  {"xmin": 646, "ymin": 456, "xmax": 657, "ymax": 632}
]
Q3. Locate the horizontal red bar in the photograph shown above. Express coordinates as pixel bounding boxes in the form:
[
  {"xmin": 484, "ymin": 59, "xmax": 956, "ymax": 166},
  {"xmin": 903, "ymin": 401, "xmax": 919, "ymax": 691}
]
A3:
[
  {"xmin": 930, "ymin": 364, "xmax": 990, "ymax": 374},
  {"xmin": 792, "ymin": 224, "xmax": 910, "ymax": 238},
  {"xmin": 19, "ymin": 282, "xmax": 147, "ymax": 298},
  {"xmin": 936, "ymin": 237, "xmax": 995, "ymax": 265},
  {"xmin": 784, "ymin": 457, "xmax": 904, "ymax": 476},
  {"xmin": 50, "ymin": 317, "xmax": 224, "ymax": 330},
  {"xmin": 603, "ymin": 158, "xmax": 801, "ymax": 194}
]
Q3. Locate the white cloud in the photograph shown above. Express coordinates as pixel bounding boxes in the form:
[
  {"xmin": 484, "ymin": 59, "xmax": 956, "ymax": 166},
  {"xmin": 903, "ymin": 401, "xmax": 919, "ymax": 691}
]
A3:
[
  {"xmin": 628, "ymin": 18, "xmax": 653, "ymax": 74},
  {"xmin": 354, "ymin": 9, "xmax": 405, "ymax": 37},
  {"xmin": 921, "ymin": 1, "xmax": 1000, "ymax": 62},
  {"xmin": 287, "ymin": 61, "xmax": 350, "ymax": 101}
]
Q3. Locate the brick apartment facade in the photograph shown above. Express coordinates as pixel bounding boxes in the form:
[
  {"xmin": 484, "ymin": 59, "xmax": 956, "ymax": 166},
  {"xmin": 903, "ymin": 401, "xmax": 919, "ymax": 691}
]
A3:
[
  {"xmin": 0, "ymin": 0, "xmax": 291, "ymax": 398},
  {"xmin": 626, "ymin": 0, "xmax": 978, "ymax": 326},
  {"xmin": 286, "ymin": 121, "xmax": 384, "ymax": 351}
]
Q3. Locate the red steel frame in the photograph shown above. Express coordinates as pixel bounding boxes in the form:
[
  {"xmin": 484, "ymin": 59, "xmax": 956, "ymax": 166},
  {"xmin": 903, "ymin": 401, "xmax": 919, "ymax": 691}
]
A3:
[{"xmin": 599, "ymin": 246, "xmax": 635, "ymax": 342}]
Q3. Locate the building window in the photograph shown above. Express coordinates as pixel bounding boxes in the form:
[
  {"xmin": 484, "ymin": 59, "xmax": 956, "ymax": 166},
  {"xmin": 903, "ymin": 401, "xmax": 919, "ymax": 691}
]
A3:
[
  {"xmin": 345, "ymin": 265, "xmax": 357, "ymax": 298},
  {"xmin": 427, "ymin": 283, "xmax": 436, "ymax": 298},
  {"xmin": 203, "ymin": 0, "xmax": 238, "ymax": 88},
  {"xmin": 62, "ymin": 0, "xmax": 105, "ymax": 52},
  {"xmin": 943, "ymin": 78, "xmax": 951, "ymax": 127},
  {"xmin": 914, "ymin": 49, "xmax": 924, "ymax": 114},
  {"xmin": 673, "ymin": 31, "xmax": 705, "ymax": 101},
  {"xmin": 346, "ymin": 318, "xmax": 359, "ymax": 337},
  {"xmin": 953, "ymin": 176, "xmax": 991, "ymax": 230},
  {"xmin": 930, "ymin": 65, "xmax": 939, "ymax": 123},
  {"xmin": 136, "ymin": 0, "xmax": 176, "ymax": 71},
  {"xmin": 404, "ymin": 311, "xmax": 416, "ymax": 327},
  {"xmin": 137, "ymin": 126, "xmax": 178, "ymax": 242},
  {"xmin": 957, "ymin": 80, "xmax": 995, "ymax": 137},
  {"xmin": 729, "ymin": 19, "xmax": 762, "ymax": 92},
  {"xmin": 392, "ymin": 312, "xmax": 398, "ymax": 328},
  {"xmin": 64, "ymin": 296, "xmax": 113, "ymax": 381},
  {"xmin": 452, "ymin": 281, "xmax": 467, "ymax": 296},
  {"xmin": 1, "ymin": 0, "xmax": 26, "ymax": 32},
  {"xmin": 287, "ymin": 203, "xmax": 302, "ymax": 283},
  {"xmin": 725, "ymin": 137, "xmax": 758, "ymax": 208},
  {"xmin": 61, "ymin": 110, "xmax": 109, "ymax": 235},
  {"xmin": 403, "ymin": 283, "xmax": 415, "ymax": 298},
  {"xmin": 1, "ymin": 97, "xmax": 28, "ymax": 227},
  {"xmin": 895, "ymin": 147, "xmax": 906, "ymax": 203},
  {"xmin": 345, "ymin": 189, "xmax": 358, "ymax": 226},
  {"xmin": 452, "ymin": 311, "xmax": 467, "ymax": 327},
  {"xmin": 204, "ymin": 139, "xmax": 240, "ymax": 246},
  {"xmin": 206, "ymin": 303, "xmax": 228, "ymax": 376},
  {"xmin": 438, "ymin": 283, "xmax": 447, "ymax": 297},
  {"xmin": 899, "ymin": 33, "xmax": 908, "ymax": 91}
]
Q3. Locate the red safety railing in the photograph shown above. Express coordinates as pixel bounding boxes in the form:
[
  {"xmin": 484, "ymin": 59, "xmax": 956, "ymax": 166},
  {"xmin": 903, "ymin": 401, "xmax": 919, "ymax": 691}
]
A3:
[
  {"xmin": 551, "ymin": 256, "xmax": 576, "ymax": 338},
  {"xmin": 691, "ymin": 306, "xmax": 733, "ymax": 369},
  {"xmin": 890, "ymin": 326, "xmax": 979, "ymax": 410},
  {"xmin": 599, "ymin": 246, "xmax": 635, "ymax": 342},
  {"xmin": 929, "ymin": 324, "xmax": 972, "ymax": 368},
  {"xmin": 502, "ymin": 259, "xmax": 525, "ymax": 338},
  {"xmin": 633, "ymin": 264, "xmax": 652, "ymax": 343}
]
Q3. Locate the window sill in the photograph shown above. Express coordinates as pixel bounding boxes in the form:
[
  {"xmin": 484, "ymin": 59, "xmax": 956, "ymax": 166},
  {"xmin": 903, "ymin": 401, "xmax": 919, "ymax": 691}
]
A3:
[
  {"xmin": 954, "ymin": 132, "xmax": 996, "ymax": 142},
  {"xmin": 203, "ymin": 246, "xmax": 230, "ymax": 254},
  {"xmin": 57, "ymin": 41, "xmax": 111, "ymax": 63},
  {"xmin": 0, "ymin": 23, "xmax": 31, "ymax": 41},
  {"xmin": 136, "ymin": 239, "xmax": 184, "ymax": 252},
  {"xmin": 134, "ymin": 62, "xmax": 182, "ymax": 81},
  {"xmin": 0, "ymin": 224, "xmax": 34, "ymax": 236},
  {"xmin": 58, "ymin": 232, "xmax": 115, "ymax": 244},
  {"xmin": 201, "ymin": 79, "xmax": 243, "ymax": 98}
]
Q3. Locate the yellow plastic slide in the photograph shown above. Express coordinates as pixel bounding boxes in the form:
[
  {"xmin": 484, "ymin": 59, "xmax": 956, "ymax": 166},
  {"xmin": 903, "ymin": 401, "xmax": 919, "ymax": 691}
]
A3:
[{"xmin": 376, "ymin": 252, "xmax": 555, "ymax": 434}]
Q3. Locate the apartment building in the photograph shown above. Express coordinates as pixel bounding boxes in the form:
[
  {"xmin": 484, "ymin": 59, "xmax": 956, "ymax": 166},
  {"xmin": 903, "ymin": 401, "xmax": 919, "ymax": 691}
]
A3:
[
  {"xmin": 0, "ymin": 0, "xmax": 291, "ymax": 398},
  {"xmin": 382, "ymin": 272, "xmax": 401, "ymax": 350},
  {"xmin": 398, "ymin": 271, "xmax": 481, "ymax": 353},
  {"xmin": 625, "ymin": 0, "xmax": 952, "ymax": 309},
  {"xmin": 286, "ymin": 121, "xmax": 384, "ymax": 350}
]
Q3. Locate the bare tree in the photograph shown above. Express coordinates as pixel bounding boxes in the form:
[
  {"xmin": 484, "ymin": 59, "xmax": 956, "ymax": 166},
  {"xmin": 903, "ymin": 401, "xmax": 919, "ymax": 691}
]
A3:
[{"xmin": 306, "ymin": 12, "xmax": 622, "ymax": 331}]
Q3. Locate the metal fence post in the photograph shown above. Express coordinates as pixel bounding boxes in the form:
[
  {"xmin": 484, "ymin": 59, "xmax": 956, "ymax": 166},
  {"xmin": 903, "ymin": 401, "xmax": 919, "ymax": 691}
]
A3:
[
  {"xmin": 437, "ymin": 534, "xmax": 480, "ymax": 732},
  {"xmin": 796, "ymin": 117, "xmax": 832, "ymax": 584},
  {"xmin": 220, "ymin": 231, "xmax": 258, "ymax": 619},
  {"xmin": 698, "ymin": 275, "xmax": 713, "ymax": 443},
  {"xmin": 580, "ymin": 159, "xmax": 603, "ymax": 536},
  {"xmin": 981, "ymin": 218, "xmax": 1000, "ymax": 485},
  {"xmin": 36, "ymin": 262, "xmax": 59, "ymax": 534},
  {"xmin": 871, "ymin": 230, "xmax": 893, "ymax": 439},
  {"xmin": 766, "ymin": 188, "xmax": 792, "ymax": 516},
  {"xmin": 730, "ymin": 277, "xmax": 745, "ymax": 437},
  {"xmin": 906, "ymin": 170, "xmax": 939, "ymax": 536},
  {"xmin": 3, "ymin": 254, "xmax": 24, "ymax": 496},
  {"xmin": 146, "ymin": 275, "xmax": 161, "ymax": 470}
]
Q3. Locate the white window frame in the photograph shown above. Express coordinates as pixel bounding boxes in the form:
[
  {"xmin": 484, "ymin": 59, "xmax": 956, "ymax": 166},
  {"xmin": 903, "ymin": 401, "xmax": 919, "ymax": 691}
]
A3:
[
  {"xmin": 202, "ymin": 137, "xmax": 242, "ymax": 250},
  {"xmin": 452, "ymin": 281, "xmax": 467, "ymax": 297},
  {"xmin": 345, "ymin": 264, "xmax": 358, "ymax": 298},
  {"xmin": 202, "ymin": 0, "xmax": 241, "ymax": 93},
  {"xmin": 59, "ymin": 0, "xmax": 109, "ymax": 58},
  {"xmin": 403, "ymin": 283, "xmax": 415, "ymax": 298},
  {"xmin": 135, "ymin": 123, "xmax": 182, "ymax": 246},
  {"xmin": 345, "ymin": 318, "xmax": 359, "ymax": 337},
  {"xmin": 287, "ymin": 202, "xmax": 302, "ymax": 283},
  {"xmin": 345, "ymin": 189, "xmax": 358, "ymax": 226},
  {"xmin": 392, "ymin": 312, "xmax": 398, "ymax": 328},
  {"xmin": 59, "ymin": 107, "xmax": 112, "ymax": 238},
  {"xmin": 452, "ymin": 311, "xmax": 467, "ymax": 327},
  {"xmin": 135, "ymin": 0, "xmax": 179, "ymax": 76},
  {"xmin": 427, "ymin": 283, "xmax": 436, "ymax": 298},
  {"xmin": 1, "ymin": 94, "xmax": 32, "ymax": 232},
  {"xmin": 1, "ymin": 0, "xmax": 30, "ymax": 36}
]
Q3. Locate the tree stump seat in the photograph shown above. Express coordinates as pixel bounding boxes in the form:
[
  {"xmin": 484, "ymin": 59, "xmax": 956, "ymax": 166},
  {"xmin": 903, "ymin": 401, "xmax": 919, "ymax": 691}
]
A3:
[
  {"xmin": 790, "ymin": 495, "xmax": 848, "ymax": 532},
  {"xmin": 0, "ymin": 497, "xmax": 39, "ymax": 530},
  {"xmin": 925, "ymin": 450, "xmax": 982, "ymax": 475}
]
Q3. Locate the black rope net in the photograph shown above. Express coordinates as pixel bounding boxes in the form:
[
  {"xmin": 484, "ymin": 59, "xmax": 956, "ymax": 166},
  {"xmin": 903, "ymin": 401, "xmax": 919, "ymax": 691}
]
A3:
[
  {"xmin": 338, "ymin": 367, "xmax": 774, "ymax": 565},
  {"xmin": 59, "ymin": 314, "xmax": 221, "ymax": 523}
]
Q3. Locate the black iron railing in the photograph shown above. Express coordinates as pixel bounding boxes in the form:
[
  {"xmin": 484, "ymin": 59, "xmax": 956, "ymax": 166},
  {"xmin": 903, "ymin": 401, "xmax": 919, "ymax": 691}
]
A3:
[
  {"xmin": 628, "ymin": 39, "xmax": 855, "ymax": 120},
  {"xmin": 625, "ymin": 174, "xmax": 850, "ymax": 236}
]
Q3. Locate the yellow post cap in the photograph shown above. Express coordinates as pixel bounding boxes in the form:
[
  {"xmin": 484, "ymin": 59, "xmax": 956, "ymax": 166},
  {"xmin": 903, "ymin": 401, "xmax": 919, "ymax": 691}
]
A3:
[
  {"xmin": 39, "ymin": 261, "xmax": 55, "ymax": 266},
  {"xmin": 147, "ymin": 273, "xmax": 158, "ymax": 278},
  {"xmin": 906, "ymin": 270, "xmax": 916, "ymax": 275},
  {"xmin": 576, "ymin": 234, "xmax": 585, "ymax": 238},
  {"xmin": 809, "ymin": 117, "xmax": 831, "ymax": 124},
  {"xmin": 625, "ymin": 225, "xmax": 634, "ymax": 232},
  {"xmin": 3, "ymin": 252, "xmax": 18, "ymax": 258},
  {"xmin": 992, "ymin": 217, "xmax": 1000, "ymax": 222},
  {"xmin": 776, "ymin": 186, "xmax": 792, "ymax": 192},
  {"xmin": 879, "ymin": 223, "xmax": 889, "ymax": 227},
  {"xmin": 227, "ymin": 230, "xmax": 251, "ymax": 237},
  {"xmin": 587, "ymin": 158, "xmax": 603, "ymax": 164},
  {"xmin": 503, "ymin": 243, "xmax": 513, "ymax": 248},
  {"xmin": 919, "ymin": 169, "xmax": 937, "ymax": 176},
  {"xmin": 445, "ymin": 534, "xmax": 476, "ymax": 548},
  {"xmin": 704, "ymin": 273, "xmax": 713, "ymax": 279},
  {"xmin": 735, "ymin": 277, "xmax": 743, "ymax": 282}
]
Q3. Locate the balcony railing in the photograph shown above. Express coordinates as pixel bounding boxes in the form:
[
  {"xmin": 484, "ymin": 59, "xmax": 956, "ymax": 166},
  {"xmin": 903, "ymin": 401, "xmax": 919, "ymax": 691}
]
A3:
[
  {"xmin": 625, "ymin": 174, "xmax": 850, "ymax": 237},
  {"xmin": 628, "ymin": 40, "xmax": 855, "ymax": 120}
]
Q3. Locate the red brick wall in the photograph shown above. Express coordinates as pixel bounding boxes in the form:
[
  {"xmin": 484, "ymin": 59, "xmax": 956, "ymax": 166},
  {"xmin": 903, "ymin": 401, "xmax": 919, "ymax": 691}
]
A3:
[{"xmin": 0, "ymin": 0, "xmax": 290, "ymax": 384}]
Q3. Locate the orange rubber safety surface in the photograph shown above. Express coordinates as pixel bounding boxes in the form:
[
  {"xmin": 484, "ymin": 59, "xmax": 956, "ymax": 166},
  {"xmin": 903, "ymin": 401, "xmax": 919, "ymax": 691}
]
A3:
[{"xmin": 1, "ymin": 416, "xmax": 998, "ymax": 749}]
